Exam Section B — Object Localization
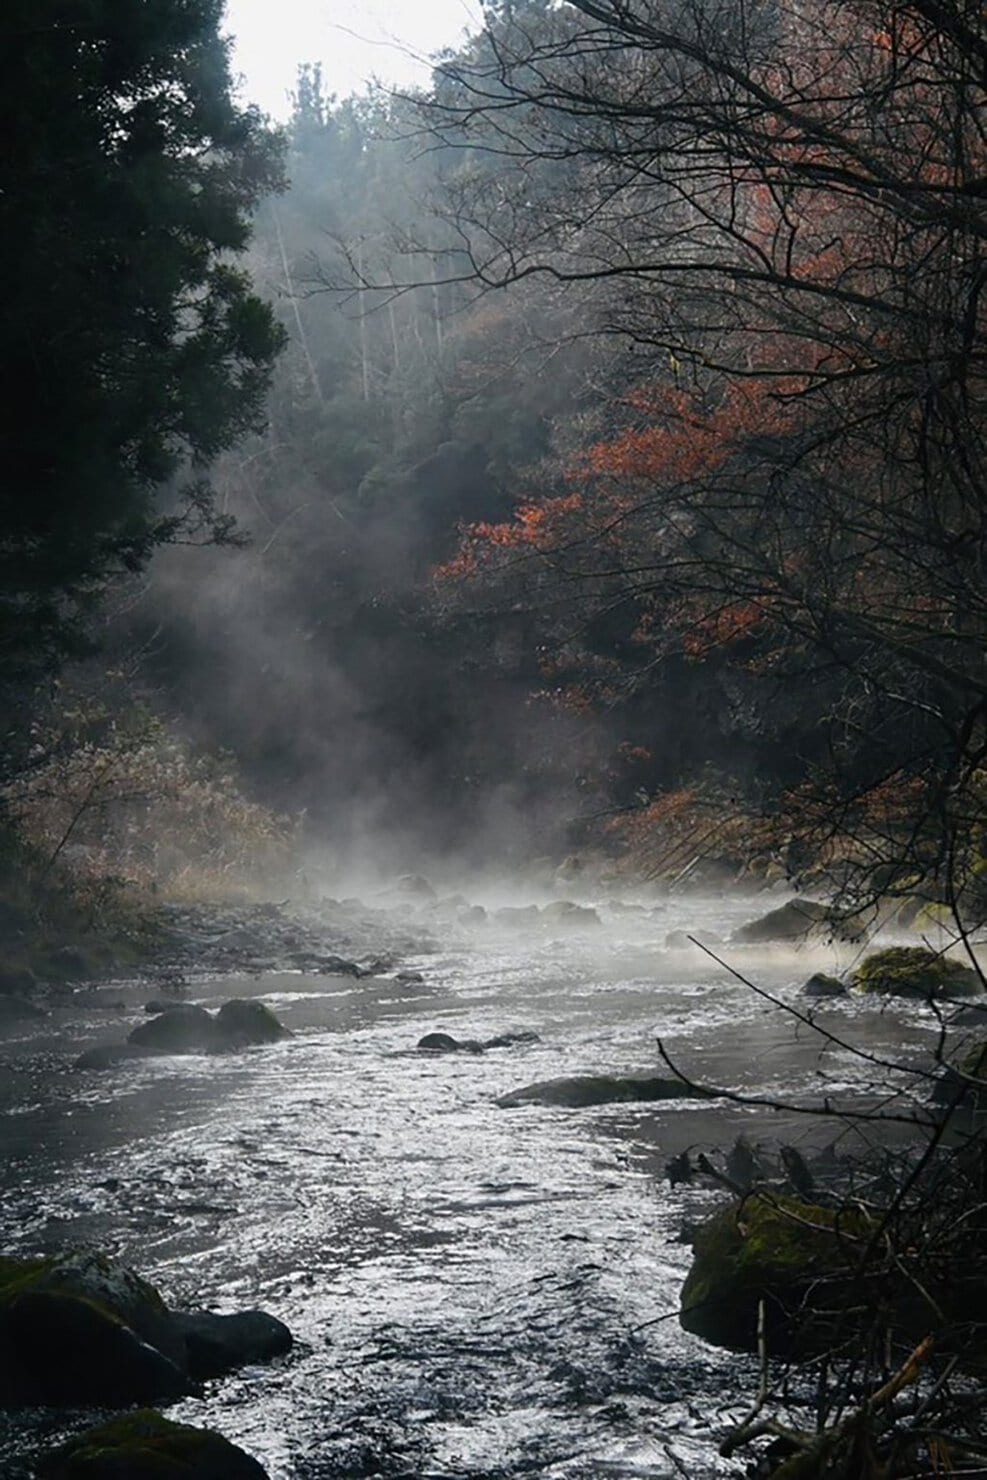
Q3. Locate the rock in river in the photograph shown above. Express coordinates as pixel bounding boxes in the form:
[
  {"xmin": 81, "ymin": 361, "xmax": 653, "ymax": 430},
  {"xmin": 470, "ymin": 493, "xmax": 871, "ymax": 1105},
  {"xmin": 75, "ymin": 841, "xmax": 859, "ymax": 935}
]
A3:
[
  {"xmin": 731, "ymin": 898, "xmax": 834, "ymax": 944},
  {"xmin": 37, "ymin": 1410, "xmax": 270, "ymax": 1480},
  {"xmin": 418, "ymin": 1031, "xmax": 482, "ymax": 1053},
  {"xmin": 417, "ymin": 1029, "xmax": 541, "ymax": 1053},
  {"xmin": 497, "ymin": 1073, "xmax": 714, "ymax": 1108},
  {"xmin": 171, "ymin": 1308, "xmax": 293, "ymax": 1380},
  {"xmin": 0, "ymin": 1251, "xmax": 189, "ymax": 1405},
  {"xmin": 129, "ymin": 1003, "xmax": 223, "ymax": 1053},
  {"xmin": 802, "ymin": 972, "xmax": 846, "ymax": 998},
  {"xmin": 77, "ymin": 1000, "xmax": 291, "ymax": 1068},
  {"xmin": 852, "ymin": 946, "xmax": 982, "ymax": 999},
  {"xmin": 216, "ymin": 997, "xmax": 288, "ymax": 1046},
  {"xmin": 0, "ymin": 1251, "xmax": 293, "ymax": 1407},
  {"xmin": 680, "ymin": 1193, "xmax": 871, "ymax": 1354}
]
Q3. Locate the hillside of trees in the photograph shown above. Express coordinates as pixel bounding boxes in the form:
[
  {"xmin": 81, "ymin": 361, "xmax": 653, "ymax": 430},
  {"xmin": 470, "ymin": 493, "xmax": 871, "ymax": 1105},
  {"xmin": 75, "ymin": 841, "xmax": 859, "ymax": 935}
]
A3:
[{"xmin": 3, "ymin": 0, "xmax": 986, "ymax": 906}]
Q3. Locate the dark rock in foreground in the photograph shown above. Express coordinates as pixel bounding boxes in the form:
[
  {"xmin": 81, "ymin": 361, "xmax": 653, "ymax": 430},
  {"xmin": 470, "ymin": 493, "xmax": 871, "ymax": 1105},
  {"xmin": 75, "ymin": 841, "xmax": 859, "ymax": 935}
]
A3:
[
  {"xmin": 497, "ymin": 1073, "xmax": 714, "ymax": 1108},
  {"xmin": 680, "ymin": 1194, "xmax": 870, "ymax": 1353},
  {"xmin": 0, "ymin": 1251, "xmax": 293, "ymax": 1407},
  {"xmin": 37, "ymin": 1410, "xmax": 269, "ymax": 1480},
  {"xmin": 171, "ymin": 1308, "xmax": 292, "ymax": 1380},
  {"xmin": 0, "ymin": 1252, "xmax": 189, "ymax": 1405}
]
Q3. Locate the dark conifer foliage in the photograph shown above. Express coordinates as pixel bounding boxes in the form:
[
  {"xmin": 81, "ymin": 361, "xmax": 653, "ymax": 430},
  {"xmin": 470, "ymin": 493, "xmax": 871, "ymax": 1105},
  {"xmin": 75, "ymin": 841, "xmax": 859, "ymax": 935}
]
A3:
[{"xmin": 0, "ymin": 1, "xmax": 285, "ymax": 695}]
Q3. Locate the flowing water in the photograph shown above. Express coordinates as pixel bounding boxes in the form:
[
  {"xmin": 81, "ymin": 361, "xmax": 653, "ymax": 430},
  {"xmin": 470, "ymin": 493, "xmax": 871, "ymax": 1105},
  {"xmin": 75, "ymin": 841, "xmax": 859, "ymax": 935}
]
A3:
[{"xmin": 0, "ymin": 891, "xmax": 944, "ymax": 1478}]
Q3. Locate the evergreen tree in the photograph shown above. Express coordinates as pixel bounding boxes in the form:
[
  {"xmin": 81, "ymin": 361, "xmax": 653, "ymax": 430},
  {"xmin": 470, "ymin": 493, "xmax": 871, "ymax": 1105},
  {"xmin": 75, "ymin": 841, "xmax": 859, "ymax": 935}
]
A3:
[{"xmin": 0, "ymin": 1, "xmax": 286, "ymax": 695}]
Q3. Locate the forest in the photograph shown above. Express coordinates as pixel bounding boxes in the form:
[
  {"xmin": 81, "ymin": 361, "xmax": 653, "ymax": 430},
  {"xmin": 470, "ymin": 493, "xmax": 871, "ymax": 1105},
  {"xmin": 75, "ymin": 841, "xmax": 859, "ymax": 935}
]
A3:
[{"xmin": 2, "ymin": 2, "xmax": 987, "ymax": 1479}]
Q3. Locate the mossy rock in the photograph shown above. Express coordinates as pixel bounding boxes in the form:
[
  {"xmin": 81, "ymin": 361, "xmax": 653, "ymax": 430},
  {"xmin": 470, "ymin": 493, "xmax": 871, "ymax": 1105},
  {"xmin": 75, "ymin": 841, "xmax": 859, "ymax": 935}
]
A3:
[
  {"xmin": 852, "ymin": 947, "xmax": 982, "ymax": 999},
  {"xmin": 680, "ymin": 1194, "xmax": 873, "ymax": 1354},
  {"xmin": 37, "ymin": 1410, "xmax": 269, "ymax": 1479},
  {"xmin": 0, "ymin": 1252, "xmax": 189, "ymax": 1405}
]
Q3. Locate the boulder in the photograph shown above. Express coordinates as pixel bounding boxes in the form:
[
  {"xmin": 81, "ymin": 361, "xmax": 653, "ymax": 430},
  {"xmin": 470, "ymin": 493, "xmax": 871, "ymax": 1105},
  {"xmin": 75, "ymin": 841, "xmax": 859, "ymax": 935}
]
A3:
[
  {"xmin": 417, "ymin": 1031, "xmax": 482, "ymax": 1053},
  {"xmin": 497, "ymin": 1073, "xmax": 715, "ymax": 1109},
  {"xmin": 731, "ymin": 898, "xmax": 833, "ymax": 944},
  {"xmin": 37, "ymin": 1410, "xmax": 269, "ymax": 1480},
  {"xmin": 216, "ymin": 998, "xmax": 288, "ymax": 1047},
  {"xmin": 171, "ymin": 1309, "xmax": 292, "ymax": 1381},
  {"xmin": 395, "ymin": 970, "xmax": 425, "ymax": 984},
  {"xmin": 0, "ymin": 1252, "xmax": 190, "ymax": 1405},
  {"xmin": 853, "ymin": 947, "xmax": 982, "ymax": 999},
  {"xmin": 126, "ymin": 1000, "xmax": 289, "ymax": 1056},
  {"xmin": 802, "ymin": 972, "xmax": 846, "ymax": 998},
  {"xmin": 129, "ymin": 1004, "xmax": 222, "ymax": 1053},
  {"xmin": 679, "ymin": 1194, "xmax": 872, "ymax": 1353}
]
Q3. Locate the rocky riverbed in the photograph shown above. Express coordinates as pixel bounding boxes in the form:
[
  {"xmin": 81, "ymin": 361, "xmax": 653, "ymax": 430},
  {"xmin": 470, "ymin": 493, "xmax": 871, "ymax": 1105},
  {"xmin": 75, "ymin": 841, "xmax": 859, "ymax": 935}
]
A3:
[{"xmin": 0, "ymin": 884, "xmax": 970, "ymax": 1478}]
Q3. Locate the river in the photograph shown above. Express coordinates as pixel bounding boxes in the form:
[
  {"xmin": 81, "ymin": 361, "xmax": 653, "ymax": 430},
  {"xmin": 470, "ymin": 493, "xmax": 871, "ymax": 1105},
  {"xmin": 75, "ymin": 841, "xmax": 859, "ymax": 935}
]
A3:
[{"xmin": 0, "ymin": 888, "xmax": 941, "ymax": 1478}]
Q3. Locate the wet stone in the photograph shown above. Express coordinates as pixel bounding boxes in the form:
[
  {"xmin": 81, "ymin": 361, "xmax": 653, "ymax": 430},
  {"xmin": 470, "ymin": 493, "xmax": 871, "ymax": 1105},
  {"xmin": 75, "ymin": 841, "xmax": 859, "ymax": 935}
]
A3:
[
  {"xmin": 172, "ymin": 1309, "xmax": 293, "ymax": 1381},
  {"xmin": 36, "ymin": 1410, "xmax": 270, "ymax": 1480}
]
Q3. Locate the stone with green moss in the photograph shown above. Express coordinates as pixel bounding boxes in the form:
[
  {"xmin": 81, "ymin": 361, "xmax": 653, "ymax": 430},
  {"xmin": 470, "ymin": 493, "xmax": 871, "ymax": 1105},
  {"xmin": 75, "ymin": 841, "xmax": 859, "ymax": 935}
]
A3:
[
  {"xmin": 0, "ymin": 1252, "xmax": 190, "ymax": 1405},
  {"xmin": 680, "ymin": 1194, "xmax": 873, "ymax": 1353},
  {"xmin": 37, "ymin": 1410, "xmax": 269, "ymax": 1479},
  {"xmin": 852, "ymin": 946, "xmax": 982, "ymax": 999}
]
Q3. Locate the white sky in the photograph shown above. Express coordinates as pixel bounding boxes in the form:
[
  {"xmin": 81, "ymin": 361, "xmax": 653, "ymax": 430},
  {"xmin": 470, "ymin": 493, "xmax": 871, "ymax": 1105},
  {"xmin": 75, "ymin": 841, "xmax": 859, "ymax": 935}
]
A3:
[{"xmin": 224, "ymin": 0, "xmax": 483, "ymax": 118}]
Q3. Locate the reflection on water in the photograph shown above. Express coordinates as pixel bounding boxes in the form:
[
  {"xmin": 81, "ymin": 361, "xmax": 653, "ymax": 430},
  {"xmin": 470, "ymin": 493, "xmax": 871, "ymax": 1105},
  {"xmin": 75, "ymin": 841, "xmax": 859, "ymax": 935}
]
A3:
[{"xmin": 0, "ymin": 895, "xmax": 943, "ymax": 1478}]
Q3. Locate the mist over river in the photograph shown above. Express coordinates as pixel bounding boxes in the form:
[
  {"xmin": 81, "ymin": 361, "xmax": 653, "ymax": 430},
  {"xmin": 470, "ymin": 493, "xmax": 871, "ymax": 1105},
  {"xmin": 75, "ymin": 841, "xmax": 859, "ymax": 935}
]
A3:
[{"xmin": 0, "ymin": 889, "xmax": 942, "ymax": 1479}]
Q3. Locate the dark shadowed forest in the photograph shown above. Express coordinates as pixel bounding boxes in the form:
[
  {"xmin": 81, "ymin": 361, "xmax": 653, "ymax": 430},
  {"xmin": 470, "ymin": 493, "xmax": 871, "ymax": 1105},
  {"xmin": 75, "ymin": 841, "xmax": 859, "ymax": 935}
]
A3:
[{"xmin": 3, "ymin": 4, "xmax": 987, "ymax": 1479}]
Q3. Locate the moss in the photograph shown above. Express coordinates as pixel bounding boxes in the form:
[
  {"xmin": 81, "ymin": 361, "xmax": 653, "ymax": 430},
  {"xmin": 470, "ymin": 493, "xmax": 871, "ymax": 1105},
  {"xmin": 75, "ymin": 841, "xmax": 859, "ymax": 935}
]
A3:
[
  {"xmin": 680, "ymin": 1194, "xmax": 873, "ymax": 1353},
  {"xmin": 852, "ymin": 946, "xmax": 982, "ymax": 998},
  {"xmin": 37, "ymin": 1410, "xmax": 269, "ymax": 1479}
]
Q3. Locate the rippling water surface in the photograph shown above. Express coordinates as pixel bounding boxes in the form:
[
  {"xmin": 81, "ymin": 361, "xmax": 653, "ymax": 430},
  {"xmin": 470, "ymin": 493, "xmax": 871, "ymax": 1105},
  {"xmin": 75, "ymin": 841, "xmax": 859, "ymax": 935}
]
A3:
[{"xmin": 0, "ymin": 893, "xmax": 940, "ymax": 1477}]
